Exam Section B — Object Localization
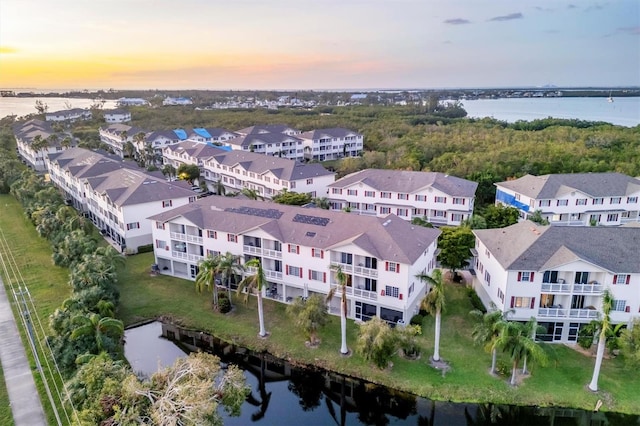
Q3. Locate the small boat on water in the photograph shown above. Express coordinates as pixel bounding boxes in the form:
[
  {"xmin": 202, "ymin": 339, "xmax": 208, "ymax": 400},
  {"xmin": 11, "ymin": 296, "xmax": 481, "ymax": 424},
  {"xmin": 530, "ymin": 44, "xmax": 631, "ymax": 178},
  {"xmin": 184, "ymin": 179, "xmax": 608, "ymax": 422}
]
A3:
[{"xmin": 607, "ymin": 90, "xmax": 614, "ymax": 103}]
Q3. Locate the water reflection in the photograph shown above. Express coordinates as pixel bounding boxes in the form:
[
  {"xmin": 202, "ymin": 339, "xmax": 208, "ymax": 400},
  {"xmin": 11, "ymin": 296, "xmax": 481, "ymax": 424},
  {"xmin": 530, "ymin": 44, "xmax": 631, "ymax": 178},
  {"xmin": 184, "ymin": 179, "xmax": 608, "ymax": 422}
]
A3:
[{"xmin": 124, "ymin": 322, "xmax": 639, "ymax": 426}]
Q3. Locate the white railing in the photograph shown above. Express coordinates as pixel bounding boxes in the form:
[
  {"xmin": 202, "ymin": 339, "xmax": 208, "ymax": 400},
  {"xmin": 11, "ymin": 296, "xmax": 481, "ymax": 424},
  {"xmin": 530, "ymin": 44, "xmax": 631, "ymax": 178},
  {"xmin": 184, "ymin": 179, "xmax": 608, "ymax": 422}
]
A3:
[
  {"xmin": 353, "ymin": 287, "xmax": 378, "ymax": 301},
  {"xmin": 541, "ymin": 282, "xmax": 571, "ymax": 293},
  {"xmin": 185, "ymin": 234, "xmax": 203, "ymax": 244},
  {"xmin": 331, "ymin": 261, "xmax": 353, "ymax": 273},
  {"xmin": 244, "ymin": 267, "xmax": 282, "ymax": 281},
  {"xmin": 262, "ymin": 248, "xmax": 282, "ymax": 259},
  {"xmin": 538, "ymin": 308, "xmax": 567, "ymax": 318},
  {"xmin": 569, "ymin": 309, "xmax": 599, "ymax": 319},
  {"xmin": 170, "ymin": 232, "xmax": 186, "ymax": 241},
  {"xmin": 173, "ymin": 251, "xmax": 187, "ymax": 259},
  {"xmin": 243, "ymin": 245, "xmax": 263, "ymax": 255},
  {"xmin": 573, "ymin": 283, "xmax": 603, "ymax": 294},
  {"xmin": 353, "ymin": 265, "xmax": 378, "ymax": 278}
]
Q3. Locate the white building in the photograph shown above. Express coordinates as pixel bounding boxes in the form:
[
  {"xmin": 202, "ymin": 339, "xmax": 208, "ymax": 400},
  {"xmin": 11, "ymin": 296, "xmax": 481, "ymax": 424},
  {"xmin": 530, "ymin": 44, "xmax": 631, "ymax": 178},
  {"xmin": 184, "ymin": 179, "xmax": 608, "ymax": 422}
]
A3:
[
  {"xmin": 495, "ymin": 173, "xmax": 640, "ymax": 226},
  {"xmin": 299, "ymin": 128, "xmax": 363, "ymax": 161},
  {"xmin": 148, "ymin": 197, "xmax": 440, "ymax": 324},
  {"xmin": 98, "ymin": 123, "xmax": 147, "ymax": 158},
  {"xmin": 103, "ymin": 109, "xmax": 132, "ymax": 123},
  {"xmin": 46, "ymin": 148, "xmax": 196, "ymax": 252},
  {"xmin": 117, "ymin": 97, "xmax": 149, "ymax": 107},
  {"xmin": 472, "ymin": 221, "xmax": 640, "ymax": 343},
  {"xmin": 184, "ymin": 128, "xmax": 237, "ymax": 144},
  {"xmin": 45, "ymin": 108, "xmax": 92, "ymax": 122},
  {"xmin": 327, "ymin": 169, "xmax": 477, "ymax": 225},
  {"xmin": 13, "ymin": 119, "xmax": 74, "ymax": 171},
  {"xmin": 163, "ymin": 97, "xmax": 193, "ymax": 106},
  {"xmin": 223, "ymin": 132, "xmax": 305, "ymax": 162}
]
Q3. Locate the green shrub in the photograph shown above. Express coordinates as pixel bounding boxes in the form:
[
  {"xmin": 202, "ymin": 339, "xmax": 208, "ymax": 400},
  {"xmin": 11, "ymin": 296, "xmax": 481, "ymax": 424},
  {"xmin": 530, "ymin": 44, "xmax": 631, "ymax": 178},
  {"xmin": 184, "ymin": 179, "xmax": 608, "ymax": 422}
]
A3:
[
  {"xmin": 466, "ymin": 285, "xmax": 486, "ymax": 313},
  {"xmin": 410, "ymin": 314, "xmax": 424, "ymax": 326},
  {"xmin": 137, "ymin": 244, "xmax": 154, "ymax": 253},
  {"xmin": 419, "ymin": 308, "xmax": 428, "ymax": 317},
  {"xmin": 218, "ymin": 297, "xmax": 231, "ymax": 314}
]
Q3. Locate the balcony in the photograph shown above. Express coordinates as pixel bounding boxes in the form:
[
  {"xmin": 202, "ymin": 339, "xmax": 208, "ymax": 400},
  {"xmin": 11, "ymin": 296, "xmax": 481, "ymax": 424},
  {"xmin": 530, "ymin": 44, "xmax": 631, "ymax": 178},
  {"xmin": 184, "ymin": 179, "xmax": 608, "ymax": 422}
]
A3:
[
  {"xmin": 538, "ymin": 307, "xmax": 568, "ymax": 318},
  {"xmin": 245, "ymin": 266, "xmax": 283, "ymax": 281},
  {"xmin": 573, "ymin": 282, "xmax": 603, "ymax": 294},
  {"xmin": 330, "ymin": 284, "xmax": 378, "ymax": 301},
  {"xmin": 541, "ymin": 282, "xmax": 571, "ymax": 293},
  {"xmin": 243, "ymin": 244, "xmax": 263, "ymax": 255},
  {"xmin": 569, "ymin": 308, "xmax": 599, "ymax": 319},
  {"xmin": 262, "ymin": 248, "xmax": 282, "ymax": 259},
  {"xmin": 330, "ymin": 262, "xmax": 378, "ymax": 278},
  {"xmin": 172, "ymin": 251, "xmax": 204, "ymax": 262}
]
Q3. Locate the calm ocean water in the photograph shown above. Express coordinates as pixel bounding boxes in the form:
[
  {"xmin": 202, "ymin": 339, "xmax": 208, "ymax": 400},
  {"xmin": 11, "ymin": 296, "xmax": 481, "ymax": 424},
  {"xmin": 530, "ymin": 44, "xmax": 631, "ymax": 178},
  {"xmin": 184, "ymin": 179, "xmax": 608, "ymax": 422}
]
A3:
[
  {"xmin": 461, "ymin": 96, "xmax": 639, "ymax": 127},
  {"xmin": 0, "ymin": 97, "xmax": 118, "ymax": 119}
]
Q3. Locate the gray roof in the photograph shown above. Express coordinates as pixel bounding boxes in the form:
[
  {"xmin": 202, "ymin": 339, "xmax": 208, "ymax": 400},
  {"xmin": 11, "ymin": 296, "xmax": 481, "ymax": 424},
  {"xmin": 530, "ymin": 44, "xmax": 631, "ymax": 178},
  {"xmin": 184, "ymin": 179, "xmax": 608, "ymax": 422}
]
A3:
[
  {"xmin": 329, "ymin": 169, "xmax": 478, "ymax": 197},
  {"xmin": 495, "ymin": 173, "xmax": 640, "ymax": 199},
  {"xmin": 99, "ymin": 123, "xmax": 146, "ymax": 136},
  {"xmin": 165, "ymin": 141, "xmax": 228, "ymax": 158},
  {"xmin": 48, "ymin": 147, "xmax": 138, "ymax": 179},
  {"xmin": 149, "ymin": 197, "xmax": 440, "ymax": 264},
  {"xmin": 103, "ymin": 109, "xmax": 130, "ymax": 115},
  {"xmin": 299, "ymin": 128, "xmax": 362, "ymax": 140},
  {"xmin": 225, "ymin": 132, "xmax": 302, "ymax": 148},
  {"xmin": 209, "ymin": 150, "xmax": 335, "ymax": 181},
  {"xmin": 236, "ymin": 124, "xmax": 299, "ymax": 135},
  {"xmin": 473, "ymin": 220, "xmax": 640, "ymax": 273},
  {"xmin": 146, "ymin": 130, "xmax": 179, "ymax": 142},
  {"xmin": 203, "ymin": 127, "xmax": 237, "ymax": 137}
]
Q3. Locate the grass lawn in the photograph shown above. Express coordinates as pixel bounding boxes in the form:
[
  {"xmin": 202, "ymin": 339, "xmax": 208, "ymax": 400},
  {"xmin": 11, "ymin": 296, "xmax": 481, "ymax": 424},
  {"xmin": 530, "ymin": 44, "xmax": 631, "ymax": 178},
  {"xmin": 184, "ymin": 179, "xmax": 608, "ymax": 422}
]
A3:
[
  {"xmin": 118, "ymin": 252, "xmax": 640, "ymax": 415},
  {"xmin": 0, "ymin": 195, "xmax": 73, "ymax": 425}
]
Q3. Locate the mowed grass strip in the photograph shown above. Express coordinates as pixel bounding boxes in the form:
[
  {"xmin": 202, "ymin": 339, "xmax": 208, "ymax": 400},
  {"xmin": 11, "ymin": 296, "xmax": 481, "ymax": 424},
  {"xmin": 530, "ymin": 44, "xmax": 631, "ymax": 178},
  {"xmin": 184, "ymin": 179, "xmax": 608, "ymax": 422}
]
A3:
[
  {"xmin": 0, "ymin": 194, "xmax": 72, "ymax": 425},
  {"xmin": 0, "ymin": 364, "xmax": 14, "ymax": 426},
  {"xmin": 118, "ymin": 252, "xmax": 640, "ymax": 414}
]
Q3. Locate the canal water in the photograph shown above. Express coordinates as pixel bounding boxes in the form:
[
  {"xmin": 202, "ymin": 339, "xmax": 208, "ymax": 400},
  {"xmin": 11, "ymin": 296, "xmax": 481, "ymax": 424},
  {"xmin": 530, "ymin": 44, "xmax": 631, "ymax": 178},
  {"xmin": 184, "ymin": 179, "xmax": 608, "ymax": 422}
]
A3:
[{"xmin": 124, "ymin": 322, "xmax": 637, "ymax": 426}]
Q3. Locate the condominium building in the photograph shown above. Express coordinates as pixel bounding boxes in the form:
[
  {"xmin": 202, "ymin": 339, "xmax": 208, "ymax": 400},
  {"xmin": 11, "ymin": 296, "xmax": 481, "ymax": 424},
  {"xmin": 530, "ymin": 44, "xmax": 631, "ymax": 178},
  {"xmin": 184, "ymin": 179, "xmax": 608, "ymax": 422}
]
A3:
[
  {"xmin": 98, "ymin": 123, "xmax": 147, "ymax": 158},
  {"xmin": 46, "ymin": 147, "xmax": 195, "ymax": 252},
  {"xmin": 327, "ymin": 169, "xmax": 477, "ymax": 224},
  {"xmin": 495, "ymin": 173, "xmax": 640, "ymax": 226},
  {"xmin": 472, "ymin": 221, "xmax": 640, "ymax": 343},
  {"xmin": 45, "ymin": 108, "xmax": 92, "ymax": 122},
  {"xmin": 14, "ymin": 119, "xmax": 74, "ymax": 171},
  {"xmin": 103, "ymin": 109, "xmax": 131, "ymax": 123},
  {"xmin": 148, "ymin": 197, "xmax": 440, "ymax": 324},
  {"xmin": 299, "ymin": 128, "xmax": 363, "ymax": 161}
]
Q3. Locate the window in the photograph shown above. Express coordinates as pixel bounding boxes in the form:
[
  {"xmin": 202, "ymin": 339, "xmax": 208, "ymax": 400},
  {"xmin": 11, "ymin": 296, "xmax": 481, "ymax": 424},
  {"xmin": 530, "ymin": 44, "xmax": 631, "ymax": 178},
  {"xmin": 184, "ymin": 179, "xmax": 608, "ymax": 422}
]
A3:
[
  {"xmin": 347, "ymin": 189, "xmax": 358, "ymax": 196},
  {"xmin": 288, "ymin": 244, "xmax": 300, "ymax": 254},
  {"xmin": 155, "ymin": 239, "xmax": 167, "ymax": 249},
  {"xmin": 384, "ymin": 285, "xmax": 399, "ymax": 298},
  {"xmin": 557, "ymin": 199, "xmax": 568, "ymax": 206},
  {"xmin": 340, "ymin": 252, "xmax": 353, "ymax": 264},
  {"xmin": 306, "ymin": 178, "xmax": 313, "ymax": 184},
  {"xmin": 610, "ymin": 197, "xmax": 621, "ymax": 204},
  {"xmin": 415, "ymin": 194, "xmax": 427, "ymax": 202},
  {"xmin": 576, "ymin": 198, "xmax": 587, "ymax": 205},
  {"xmin": 206, "ymin": 249, "xmax": 220, "ymax": 257},
  {"xmin": 451, "ymin": 213, "xmax": 463, "ymax": 222},
  {"xmin": 484, "ymin": 271, "xmax": 491, "ymax": 286},
  {"xmin": 497, "ymin": 288, "xmax": 504, "ymax": 303},
  {"xmin": 286, "ymin": 265, "xmax": 302, "ymax": 277},
  {"xmin": 364, "ymin": 191, "xmax": 375, "ymax": 197},
  {"xmin": 433, "ymin": 210, "xmax": 446, "ymax": 217},
  {"xmin": 397, "ymin": 193, "xmax": 409, "ymax": 200},
  {"xmin": 434, "ymin": 196, "xmax": 446, "ymax": 203},
  {"xmin": 574, "ymin": 272, "xmax": 589, "ymax": 284},
  {"xmin": 613, "ymin": 274, "xmax": 630, "ymax": 285},
  {"xmin": 311, "ymin": 248, "xmax": 323, "ymax": 258},
  {"xmin": 380, "ymin": 207, "xmax": 391, "ymax": 214},
  {"xmin": 408, "ymin": 282, "xmax": 414, "ymax": 296},
  {"xmin": 331, "ymin": 188, "xmax": 342, "ymax": 194},
  {"xmin": 155, "ymin": 221, "xmax": 165, "ymax": 230},
  {"xmin": 517, "ymin": 271, "xmax": 535, "ymax": 282},
  {"xmin": 592, "ymin": 198, "xmax": 604, "ymax": 205},
  {"xmin": 515, "ymin": 193, "xmax": 521, "ymax": 201},
  {"xmin": 627, "ymin": 196, "xmax": 638, "ymax": 203},
  {"xmin": 380, "ymin": 192, "xmax": 392, "ymax": 199},
  {"xmin": 512, "ymin": 297, "xmax": 534, "ymax": 309},
  {"xmin": 542, "ymin": 271, "xmax": 558, "ymax": 283},
  {"xmin": 207, "ymin": 230, "xmax": 217, "ymax": 239},
  {"xmin": 396, "ymin": 208, "xmax": 408, "ymax": 217},
  {"xmin": 385, "ymin": 262, "xmax": 399, "ymax": 273},
  {"xmin": 309, "ymin": 270, "xmax": 326, "ymax": 282},
  {"xmin": 612, "ymin": 300, "xmax": 627, "ymax": 312},
  {"xmin": 162, "ymin": 200, "xmax": 173, "ymax": 208},
  {"xmin": 539, "ymin": 200, "xmax": 551, "ymax": 207},
  {"xmin": 452, "ymin": 197, "xmax": 465, "ymax": 205},
  {"xmin": 126, "ymin": 222, "xmax": 140, "ymax": 230},
  {"xmin": 607, "ymin": 213, "xmax": 619, "ymax": 222},
  {"xmin": 227, "ymin": 234, "xmax": 237, "ymax": 243}
]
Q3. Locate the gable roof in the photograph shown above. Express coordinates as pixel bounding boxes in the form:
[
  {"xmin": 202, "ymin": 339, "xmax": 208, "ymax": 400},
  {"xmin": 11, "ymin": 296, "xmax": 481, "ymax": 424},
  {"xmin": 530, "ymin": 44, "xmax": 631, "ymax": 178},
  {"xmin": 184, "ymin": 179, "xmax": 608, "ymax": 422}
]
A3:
[
  {"xmin": 149, "ymin": 197, "xmax": 440, "ymax": 264},
  {"xmin": 299, "ymin": 128, "xmax": 362, "ymax": 140},
  {"xmin": 236, "ymin": 124, "xmax": 299, "ymax": 135},
  {"xmin": 474, "ymin": 220, "xmax": 640, "ymax": 273},
  {"xmin": 165, "ymin": 141, "xmax": 228, "ymax": 158},
  {"xmin": 225, "ymin": 132, "xmax": 302, "ymax": 148},
  {"xmin": 329, "ymin": 169, "xmax": 478, "ymax": 197},
  {"xmin": 495, "ymin": 173, "xmax": 640, "ymax": 199}
]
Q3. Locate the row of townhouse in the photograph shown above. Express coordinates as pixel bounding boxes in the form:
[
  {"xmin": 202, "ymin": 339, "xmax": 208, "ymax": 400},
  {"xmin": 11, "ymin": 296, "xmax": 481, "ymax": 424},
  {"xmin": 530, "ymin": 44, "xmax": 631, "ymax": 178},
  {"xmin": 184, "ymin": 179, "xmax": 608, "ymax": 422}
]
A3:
[
  {"xmin": 14, "ymin": 119, "xmax": 75, "ymax": 171},
  {"xmin": 45, "ymin": 147, "xmax": 196, "ymax": 252},
  {"xmin": 103, "ymin": 109, "xmax": 131, "ymax": 123},
  {"xmin": 472, "ymin": 221, "xmax": 640, "ymax": 343},
  {"xmin": 163, "ymin": 141, "xmax": 335, "ymax": 199},
  {"xmin": 148, "ymin": 197, "xmax": 441, "ymax": 325},
  {"xmin": 45, "ymin": 108, "xmax": 92, "ymax": 122},
  {"xmin": 327, "ymin": 169, "xmax": 477, "ymax": 226},
  {"xmin": 495, "ymin": 173, "xmax": 640, "ymax": 226}
]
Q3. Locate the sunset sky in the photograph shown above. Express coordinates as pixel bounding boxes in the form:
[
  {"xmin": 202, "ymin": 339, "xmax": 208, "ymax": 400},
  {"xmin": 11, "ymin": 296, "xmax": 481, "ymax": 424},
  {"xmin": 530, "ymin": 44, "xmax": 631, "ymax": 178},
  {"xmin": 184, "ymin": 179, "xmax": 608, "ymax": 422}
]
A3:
[{"xmin": 1, "ymin": 0, "xmax": 638, "ymax": 90}]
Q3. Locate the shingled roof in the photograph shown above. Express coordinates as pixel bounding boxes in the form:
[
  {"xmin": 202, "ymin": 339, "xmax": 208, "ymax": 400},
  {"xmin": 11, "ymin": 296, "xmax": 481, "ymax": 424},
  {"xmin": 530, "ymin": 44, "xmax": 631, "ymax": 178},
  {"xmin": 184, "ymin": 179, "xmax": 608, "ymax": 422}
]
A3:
[
  {"xmin": 299, "ymin": 128, "xmax": 362, "ymax": 140},
  {"xmin": 496, "ymin": 173, "xmax": 640, "ymax": 199}
]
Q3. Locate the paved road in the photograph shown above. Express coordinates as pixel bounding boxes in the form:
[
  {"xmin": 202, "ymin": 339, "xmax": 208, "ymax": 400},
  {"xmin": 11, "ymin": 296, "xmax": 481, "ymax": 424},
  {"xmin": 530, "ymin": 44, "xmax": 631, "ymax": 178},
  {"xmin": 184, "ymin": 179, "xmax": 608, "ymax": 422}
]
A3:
[{"xmin": 0, "ymin": 275, "xmax": 47, "ymax": 426}]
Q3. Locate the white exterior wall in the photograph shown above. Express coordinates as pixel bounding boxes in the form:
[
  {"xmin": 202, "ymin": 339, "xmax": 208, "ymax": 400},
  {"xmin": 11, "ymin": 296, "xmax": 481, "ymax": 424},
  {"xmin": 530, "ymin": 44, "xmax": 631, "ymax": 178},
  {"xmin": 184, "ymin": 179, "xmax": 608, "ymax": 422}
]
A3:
[
  {"xmin": 302, "ymin": 134, "xmax": 364, "ymax": 161},
  {"xmin": 227, "ymin": 137, "xmax": 304, "ymax": 162},
  {"xmin": 328, "ymin": 182, "xmax": 474, "ymax": 224},
  {"xmin": 17, "ymin": 139, "xmax": 65, "ymax": 171},
  {"xmin": 104, "ymin": 113, "xmax": 131, "ymax": 123}
]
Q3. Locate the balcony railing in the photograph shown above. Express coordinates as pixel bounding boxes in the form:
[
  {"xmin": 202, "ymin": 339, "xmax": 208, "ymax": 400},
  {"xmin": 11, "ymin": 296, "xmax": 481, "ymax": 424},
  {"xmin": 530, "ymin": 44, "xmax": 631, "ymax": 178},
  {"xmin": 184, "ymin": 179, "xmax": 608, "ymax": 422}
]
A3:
[
  {"xmin": 172, "ymin": 251, "xmax": 203, "ymax": 262},
  {"xmin": 262, "ymin": 248, "xmax": 282, "ymax": 259},
  {"xmin": 541, "ymin": 282, "xmax": 571, "ymax": 293},
  {"xmin": 573, "ymin": 283, "xmax": 603, "ymax": 294},
  {"xmin": 538, "ymin": 307, "xmax": 568, "ymax": 318},
  {"xmin": 330, "ymin": 261, "xmax": 378, "ymax": 278},
  {"xmin": 170, "ymin": 232, "xmax": 186, "ymax": 241},
  {"xmin": 243, "ymin": 245, "xmax": 263, "ymax": 255},
  {"xmin": 245, "ymin": 267, "xmax": 283, "ymax": 281},
  {"xmin": 185, "ymin": 234, "xmax": 203, "ymax": 244},
  {"xmin": 569, "ymin": 308, "xmax": 599, "ymax": 319},
  {"xmin": 330, "ymin": 284, "xmax": 378, "ymax": 301}
]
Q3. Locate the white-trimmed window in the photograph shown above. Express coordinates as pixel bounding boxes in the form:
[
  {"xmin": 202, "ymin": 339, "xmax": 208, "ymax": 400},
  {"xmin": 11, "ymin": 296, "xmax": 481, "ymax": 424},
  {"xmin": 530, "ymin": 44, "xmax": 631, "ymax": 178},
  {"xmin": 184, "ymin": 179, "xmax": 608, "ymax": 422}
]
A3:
[
  {"xmin": 592, "ymin": 198, "xmax": 604, "ymax": 205},
  {"xmin": 311, "ymin": 248, "xmax": 323, "ymax": 258},
  {"xmin": 380, "ymin": 207, "xmax": 391, "ymax": 214},
  {"xmin": 155, "ymin": 239, "xmax": 167, "ymax": 249},
  {"xmin": 286, "ymin": 265, "xmax": 302, "ymax": 277},
  {"xmin": 452, "ymin": 197, "xmax": 465, "ymax": 205},
  {"xmin": 557, "ymin": 199, "xmax": 568, "ymax": 206},
  {"xmin": 610, "ymin": 197, "xmax": 621, "ymax": 204},
  {"xmin": 155, "ymin": 221, "xmax": 165, "ymax": 230},
  {"xmin": 434, "ymin": 196, "xmax": 446, "ymax": 203},
  {"xmin": 206, "ymin": 249, "xmax": 220, "ymax": 257},
  {"xmin": 415, "ymin": 194, "xmax": 427, "ymax": 202},
  {"xmin": 576, "ymin": 198, "xmax": 587, "ymax": 205},
  {"xmin": 288, "ymin": 244, "xmax": 300, "ymax": 254},
  {"xmin": 433, "ymin": 210, "xmax": 446, "ymax": 217},
  {"xmin": 347, "ymin": 189, "xmax": 358, "ymax": 196},
  {"xmin": 385, "ymin": 262, "xmax": 399, "ymax": 273},
  {"xmin": 451, "ymin": 213, "xmax": 463, "ymax": 222},
  {"xmin": 309, "ymin": 270, "xmax": 326, "ymax": 282},
  {"xmin": 227, "ymin": 234, "xmax": 237, "ymax": 243},
  {"xmin": 484, "ymin": 271, "xmax": 491, "ymax": 286},
  {"xmin": 539, "ymin": 200, "xmax": 551, "ymax": 207},
  {"xmin": 364, "ymin": 191, "xmax": 375, "ymax": 197},
  {"xmin": 607, "ymin": 213, "xmax": 619, "ymax": 222},
  {"xmin": 207, "ymin": 230, "xmax": 217, "ymax": 239},
  {"xmin": 613, "ymin": 274, "xmax": 630, "ymax": 285},
  {"xmin": 397, "ymin": 193, "xmax": 409, "ymax": 200},
  {"xmin": 380, "ymin": 191, "xmax": 392, "ymax": 199},
  {"xmin": 627, "ymin": 196, "xmax": 638, "ymax": 203},
  {"xmin": 397, "ymin": 208, "xmax": 408, "ymax": 217},
  {"xmin": 162, "ymin": 200, "xmax": 173, "ymax": 208},
  {"xmin": 306, "ymin": 178, "xmax": 313, "ymax": 184},
  {"xmin": 497, "ymin": 288, "xmax": 505, "ymax": 303},
  {"xmin": 517, "ymin": 271, "xmax": 535, "ymax": 282},
  {"xmin": 384, "ymin": 285, "xmax": 399, "ymax": 298},
  {"xmin": 612, "ymin": 300, "xmax": 627, "ymax": 312},
  {"xmin": 512, "ymin": 296, "xmax": 534, "ymax": 309},
  {"xmin": 126, "ymin": 222, "xmax": 140, "ymax": 230},
  {"xmin": 331, "ymin": 188, "xmax": 342, "ymax": 194}
]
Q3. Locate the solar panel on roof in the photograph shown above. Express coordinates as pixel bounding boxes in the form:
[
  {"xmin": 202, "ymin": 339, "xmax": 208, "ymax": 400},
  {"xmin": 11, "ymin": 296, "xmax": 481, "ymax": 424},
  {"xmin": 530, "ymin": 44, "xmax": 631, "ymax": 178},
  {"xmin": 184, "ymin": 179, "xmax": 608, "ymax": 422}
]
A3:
[
  {"xmin": 292, "ymin": 214, "xmax": 330, "ymax": 227},
  {"xmin": 225, "ymin": 206, "xmax": 284, "ymax": 219}
]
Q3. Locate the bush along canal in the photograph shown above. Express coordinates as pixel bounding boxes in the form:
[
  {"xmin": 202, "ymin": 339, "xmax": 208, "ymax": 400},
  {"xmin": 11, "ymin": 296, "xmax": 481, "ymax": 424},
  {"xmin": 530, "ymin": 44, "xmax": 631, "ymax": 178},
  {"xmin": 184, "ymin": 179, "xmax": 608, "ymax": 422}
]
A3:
[{"xmin": 124, "ymin": 322, "xmax": 639, "ymax": 426}]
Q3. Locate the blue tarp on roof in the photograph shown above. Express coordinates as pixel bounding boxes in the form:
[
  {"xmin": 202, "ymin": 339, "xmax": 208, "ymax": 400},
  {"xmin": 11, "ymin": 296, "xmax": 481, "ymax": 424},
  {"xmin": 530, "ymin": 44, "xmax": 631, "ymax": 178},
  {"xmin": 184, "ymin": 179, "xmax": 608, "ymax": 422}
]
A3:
[
  {"xmin": 206, "ymin": 143, "xmax": 232, "ymax": 151},
  {"xmin": 193, "ymin": 128, "xmax": 211, "ymax": 139},
  {"xmin": 173, "ymin": 129, "xmax": 188, "ymax": 140}
]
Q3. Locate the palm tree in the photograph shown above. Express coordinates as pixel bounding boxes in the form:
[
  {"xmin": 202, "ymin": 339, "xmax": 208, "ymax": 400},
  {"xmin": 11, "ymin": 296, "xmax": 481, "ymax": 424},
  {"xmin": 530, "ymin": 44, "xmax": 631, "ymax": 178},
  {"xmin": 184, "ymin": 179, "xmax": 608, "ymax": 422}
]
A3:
[
  {"xmin": 214, "ymin": 179, "xmax": 226, "ymax": 196},
  {"xmin": 162, "ymin": 164, "xmax": 177, "ymax": 180},
  {"xmin": 312, "ymin": 197, "xmax": 330, "ymax": 210},
  {"xmin": 94, "ymin": 246, "xmax": 126, "ymax": 270},
  {"xmin": 30, "ymin": 135, "xmax": 49, "ymax": 164},
  {"xmin": 123, "ymin": 141, "xmax": 136, "ymax": 159},
  {"xmin": 327, "ymin": 265, "xmax": 349, "ymax": 355},
  {"xmin": 196, "ymin": 255, "xmax": 222, "ymax": 308},
  {"xmin": 237, "ymin": 258, "xmax": 268, "ymax": 337},
  {"xmin": 588, "ymin": 289, "xmax": 614, "ymax": 392},
  {"xmin": 70, "ymin": 313, "xmax": 124, "ymax": 352},
  {"xmin": 417, "ymin": 269, "xmax": 446, "ymax": 362},
  {"xmin": 217, "ymin": 252, "xmax": 243, "ymax": 305},
  {"xmin": 470, "ymin": 306, "xmax": 513, "ymax": 375},
  {"xmin": 61, "ymin": 136, "xmax": 72, "ymax": 149},
  {"xmin": 241, "ymin": 188, "xmax": 261, "ymax": 200},
  {"xmin": 494, "ymin": 319, "xmax": 547, "ymax": 386}
]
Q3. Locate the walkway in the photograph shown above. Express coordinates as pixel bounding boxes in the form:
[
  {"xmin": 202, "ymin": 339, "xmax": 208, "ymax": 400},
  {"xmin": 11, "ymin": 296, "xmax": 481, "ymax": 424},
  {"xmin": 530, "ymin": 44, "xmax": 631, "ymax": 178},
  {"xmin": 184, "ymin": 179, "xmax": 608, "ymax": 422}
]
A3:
[{"xmin": 0, "ymin": 275, "xmax": 47, "ymax": 426}]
